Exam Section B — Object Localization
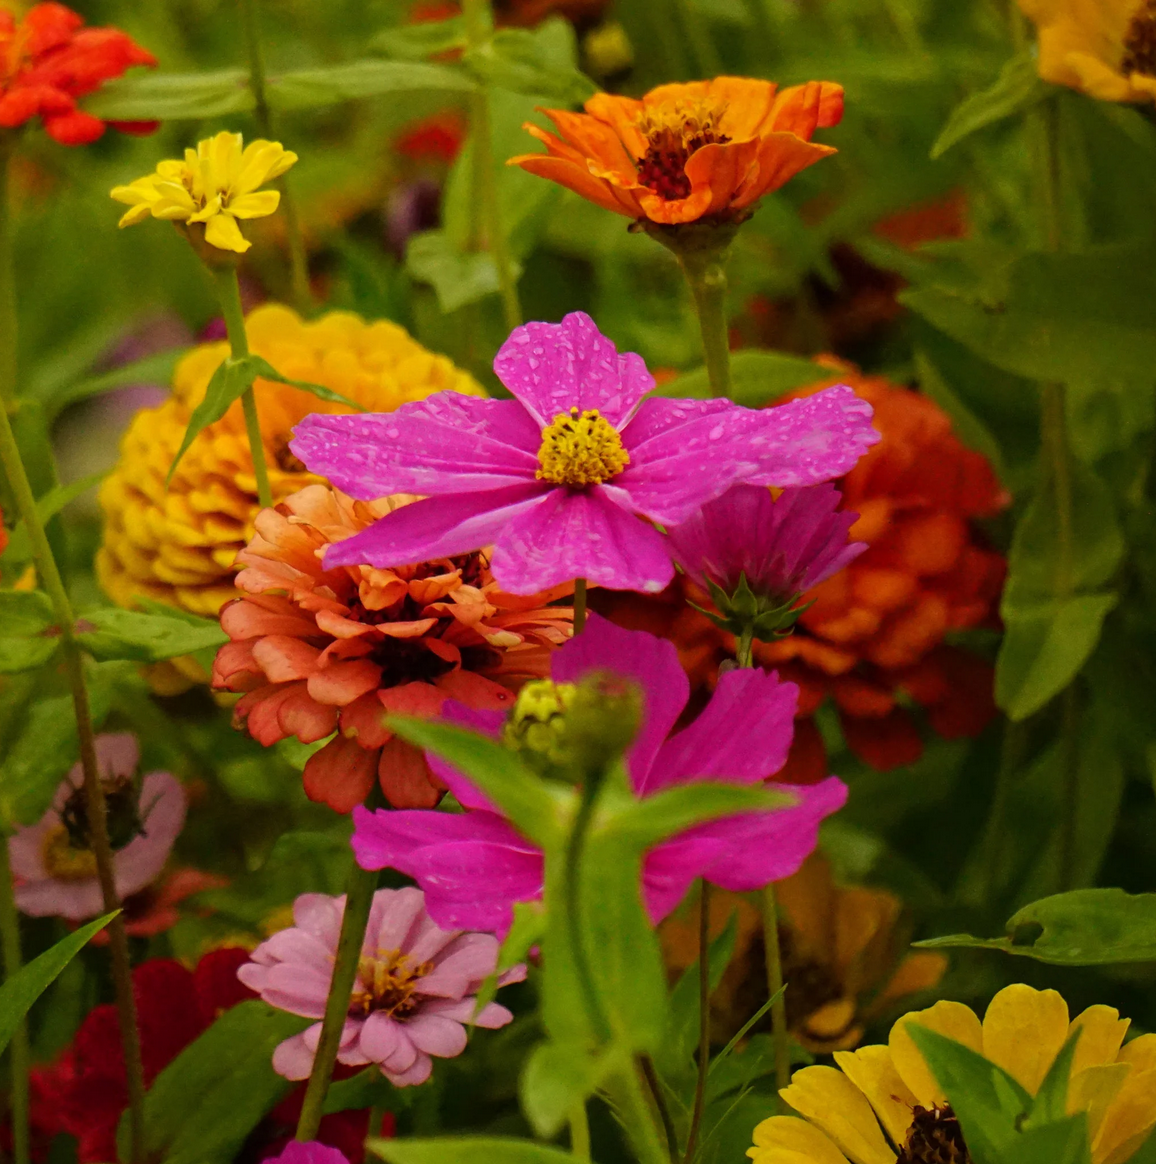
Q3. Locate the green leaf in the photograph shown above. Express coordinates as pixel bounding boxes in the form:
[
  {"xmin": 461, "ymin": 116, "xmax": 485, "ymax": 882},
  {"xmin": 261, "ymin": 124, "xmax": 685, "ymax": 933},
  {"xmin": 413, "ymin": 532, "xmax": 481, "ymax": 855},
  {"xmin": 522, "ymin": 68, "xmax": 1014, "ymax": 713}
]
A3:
[
  {"xmin": 323, "ymin": 1066, "xmax": 394, "ymax": 1115},
  {"xmin": 0, "ymin": 912, "xmax": 118, "ymax": 1056},
  {"xmin": 606, "ymin": 782, "xmax": 790, "ymax": 849},
  {"xmin": 370, "ymin": 16, "xmax": 467, "ymax": 59},
  {"xmin": 520, "ymin": 1041, "xmax": 617, "ymax": 1137},
  {"xmin": 74, "ymin": 606, "xmax": 227, "ymax": 664},
  {"xmin": 996, "ymin": 593, "xmax": 1118, "ymax": 721},
  {"xmin": 0, "ymin": 471, "xmax": 110, "ymax": 565},
  {"xmin": 247, "ymin": 355, "xmax": 367, "ymax": 412},
  {"xmin": 267, "ymin": 60, "xmax": 475, "ymax": 111},
  {"xmin": 913, "ymin": 348, "xmax": 1005, "ymax": 482},
  {"xmin": 168, "ymin": 357, "xmax": 257, "ymax": 483},
  {"xmin": 48, "ymin": 349, "xmax": 185, "ymax": 419},
  {"xmin": 0, "ymin": 592, "xmax": 59, "ymax": 672},
  {"xmin": 916, "ymin": 888, "xmax": 1156, "ymax": 964},
  {"xmin": 654, "ymin": 350, "xmax": 829, "ymax": 405},
  {"xmin": 931, "ymin": 51, "xmax": 1049, "ymax": 159},
  {"xmin": 472, "ymin": 899, "xmax": 544, "ymax": 1016},
  {"xmin": 463, "ymin": 24, "xmax": 597, "ymax": 104},
  {"xmin": 124, "ymin": 1001, "xmax": 305, "ymax": 1164},
  {"xmin": 1009, "ymin": 1116, "xmax": 1092, "ymax": 1164},
  {"xmin": 387, "ymin": 716, "xmax": 563, "ymax": 847},
  {"xmin": 0, "ymin": 635, "xmax": 60, "ymax": 674},
  {"xmin": 1026, "ymin": 1031, "xmax": 1081, "ymax": 1128},
  {"xmin": 84, "ymin": 69, "xmax": 252, "ymax": 119},
  {"xmin": 406, "ymin": 230, "xmax": 509, "ymax": 314},
  {"xmin": 369, "ymin": 1138, "xmax": 578, "ymax": 1164}
]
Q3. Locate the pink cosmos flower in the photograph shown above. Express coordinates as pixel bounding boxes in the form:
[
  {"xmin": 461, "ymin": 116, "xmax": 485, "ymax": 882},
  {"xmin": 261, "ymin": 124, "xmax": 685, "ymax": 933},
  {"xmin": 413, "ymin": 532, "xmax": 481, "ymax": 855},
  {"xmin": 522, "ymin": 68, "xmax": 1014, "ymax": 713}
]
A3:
[
  {"xmin": 289, "ymin": 312, "xmax": 879, "ymax": 595},
  {"xmin": 8, "ymin": 734, "xmax": 186, "ymax": 920},
  {"xmin": 268, "ymin": 1145, "xmax": 349, "ymax": 1164},
  {"xmin": 238, "ymin": 887, "xmax": 525, "ymax": 1087},
  {"xmin": 666, "ymin": 482, "xmax": 867, "ymax": 600},
  {"xmin": 351, "ymin": 614, "xmax": 848, "ymax": 935}
]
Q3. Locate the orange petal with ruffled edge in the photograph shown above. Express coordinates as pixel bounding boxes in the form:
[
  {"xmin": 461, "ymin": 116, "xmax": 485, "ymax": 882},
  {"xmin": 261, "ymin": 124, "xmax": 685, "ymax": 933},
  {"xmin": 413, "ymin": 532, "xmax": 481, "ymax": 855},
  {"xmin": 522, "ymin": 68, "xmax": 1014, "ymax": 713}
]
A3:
[
  {"xmin": 303, "ymin": 735, "xmax": 378, "ymax": 813},
  {"xmin": 733, "ymin": 133, "xmax": 838, "ymax": 209},
  {"xmin": 378, "ymin": 737, "xmax": 442, "ymax": 809}
]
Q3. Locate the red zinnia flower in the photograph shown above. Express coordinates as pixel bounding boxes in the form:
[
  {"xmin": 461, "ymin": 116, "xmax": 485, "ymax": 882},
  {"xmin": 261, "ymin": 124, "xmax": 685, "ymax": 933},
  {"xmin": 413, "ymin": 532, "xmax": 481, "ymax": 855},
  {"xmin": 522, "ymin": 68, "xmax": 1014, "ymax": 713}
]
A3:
[{"xmin": 0, "ymin": 3, "xmax": 157, "ymax": 146}]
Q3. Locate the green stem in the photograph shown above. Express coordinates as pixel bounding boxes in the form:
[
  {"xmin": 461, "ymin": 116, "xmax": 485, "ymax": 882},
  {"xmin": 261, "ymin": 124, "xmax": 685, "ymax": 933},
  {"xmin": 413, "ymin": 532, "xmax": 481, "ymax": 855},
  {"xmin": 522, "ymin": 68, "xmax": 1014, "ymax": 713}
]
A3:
[
  {"xmin": 574, "ymin": 577, "xmax": 588, "ymax": 635},
  {"xmin": 679, "ymin": 250, "xmax": 733, "ymax": 400},
  {"xmin": 0, "ymin": 834, "xmax": 31, "ymax": 1164},
  {"xmin": 639, "ymin": 1054, "xmax": 679, "ymax": 1164},
  {"xmin": 295, "ymin": 861, "xmax": 378, "ymax": 1141},
  {"xmin": 239, "ymin": 0, "xmax": 312, "ymax": 312},
  {"xmin": 0, "ymin": 173, "xmax": 146, "ymax": 1164},
  {"xmin": 602, "ymin": 1063, "xmax": 670, "ymax": 1164},
  {"xmin": 569, "ymin": 1101, "xmax": 591, "ymax": 1163},
  {"xmin": 761, "ymin": 884, "xmax": 790, "ymax": 1097},
  {"xmin": 213, "ymin": 266, "xmax": 272, "ymax": 509},
  {"xmin": 682, "ymin": 881, "xmax": 711, "ymax": 1164},
  {"xmin": 0, "ymin": 136, "xmax": 16, "ymax": 412},
  {"xmin": 462, "ymin": 0, "xmax": 522, "ymax": 334},
  {"xmin": 736, "ymin": 626, "xmax": 754, "ymax": 669}
]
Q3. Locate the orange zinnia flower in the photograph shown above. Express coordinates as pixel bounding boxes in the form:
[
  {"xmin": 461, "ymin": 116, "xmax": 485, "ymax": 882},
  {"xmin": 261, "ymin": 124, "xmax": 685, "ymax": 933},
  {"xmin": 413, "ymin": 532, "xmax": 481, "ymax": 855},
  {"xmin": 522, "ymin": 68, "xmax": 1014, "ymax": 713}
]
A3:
[
  {"xmin": 0, "ymin": 3, "xmax": 157, "ymax": 146},
  {"xmin": 212, "ymin": 485, "xmax": 572, "ymax": 814},
  {"xmin": 509, "ymin": 76, "xmax": 843, "ymax": 226}
]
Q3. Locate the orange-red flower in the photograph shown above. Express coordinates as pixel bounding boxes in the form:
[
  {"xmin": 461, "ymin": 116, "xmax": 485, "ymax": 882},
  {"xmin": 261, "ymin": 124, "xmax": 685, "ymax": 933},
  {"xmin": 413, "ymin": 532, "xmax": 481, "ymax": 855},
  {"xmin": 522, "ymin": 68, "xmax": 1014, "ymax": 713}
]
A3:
[
  {"xmin": 212, "ymin": 485, "xmax": 572, "ymax": 814},
  {"xmin": 0, "ymin": 3, "xmax": 157, "ymax": 146},
  {"xmin": 509, "ymin": 77, "xmax": 843, "ymax": 226}
]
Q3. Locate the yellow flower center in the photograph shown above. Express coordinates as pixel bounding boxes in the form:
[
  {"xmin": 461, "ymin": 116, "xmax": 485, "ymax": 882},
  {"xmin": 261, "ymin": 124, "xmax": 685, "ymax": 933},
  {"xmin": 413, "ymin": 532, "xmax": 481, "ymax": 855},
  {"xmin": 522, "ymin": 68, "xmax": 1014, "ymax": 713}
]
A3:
[
  {"xmin": 1123, "ymin": 0, "xmax": 1156, "ymax": 77},
  {"xmin": 349, "ymin": 950, "xmax": 433, "ymax": 1019},
  {"xmin": 536, "ymin": 407, "xmax": 629, "ymax": 488},
  {"xmin": 41, "ymin": 824, "xmax": 99, "ymax": 882},
  {"xmin": 635, "ymin": 98, "xmax": 732, "ymax": 201}
]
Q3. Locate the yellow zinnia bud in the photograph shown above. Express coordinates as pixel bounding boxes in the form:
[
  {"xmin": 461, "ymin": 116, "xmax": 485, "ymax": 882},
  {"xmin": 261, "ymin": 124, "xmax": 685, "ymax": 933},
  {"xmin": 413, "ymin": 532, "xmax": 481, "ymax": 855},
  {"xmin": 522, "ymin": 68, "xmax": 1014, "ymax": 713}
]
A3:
[{"xmin": 110, "ymin": 130, "xmax": 297, "ymax": 254}]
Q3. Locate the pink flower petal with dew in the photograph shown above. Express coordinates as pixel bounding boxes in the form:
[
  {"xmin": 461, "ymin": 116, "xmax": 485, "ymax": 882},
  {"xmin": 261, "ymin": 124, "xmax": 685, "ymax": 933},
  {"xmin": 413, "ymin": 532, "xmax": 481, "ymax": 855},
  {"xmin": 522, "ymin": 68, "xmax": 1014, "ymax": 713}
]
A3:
[
  {"xmin": 742, "ymin": 385, "xmax": 880, "ymax": 487},
  {"xmin": 405, "ymin": 1013, "xmax": 468, "ymax": 1059},
  {"xmin": 492, "ymin": 311, "xmax": 653, "ymax": 429},
  {"xmin": 323, "ymin": 484, "xmax": 550, "ymax": 571},
  {"xmin": 490, "ymin": 485, "xmax": 674, "ymax": 595},
  {"xmin": 552, "ymin": 613, "xmax": 689, "ymax": 794},
  {"xmin": 273, "ymin": 1029, "xmax": 320, "ymax": 1080},
  {"xmin": 113, "ymin": 771, "xmax": 186, "ymax": 899},
  {"xmin": 650, "ymin": 667, "xmax": 798, "ymax": 793},
  {"xmin": 289, "ymin": 395, "xmax": 542, "ymax": 498}
]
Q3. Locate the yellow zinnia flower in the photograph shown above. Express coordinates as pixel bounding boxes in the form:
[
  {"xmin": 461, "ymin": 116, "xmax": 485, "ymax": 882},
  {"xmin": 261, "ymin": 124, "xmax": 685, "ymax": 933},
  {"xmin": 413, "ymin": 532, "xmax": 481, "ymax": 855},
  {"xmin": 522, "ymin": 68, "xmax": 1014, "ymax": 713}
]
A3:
[
  {"xmin": 111, "ymin": 130, "xmax": 297, "ymax": 253},
  {"xmin": 97, "ymin": 303, "xmax": 484, "ymax": 628},
  {"xmin": 1019, "ymin": 0, "xmax": 1156, "ymax": 103},
  {"xmin": 749, "ymin": 984, "xmax": 1156, "ymax": 1164}
]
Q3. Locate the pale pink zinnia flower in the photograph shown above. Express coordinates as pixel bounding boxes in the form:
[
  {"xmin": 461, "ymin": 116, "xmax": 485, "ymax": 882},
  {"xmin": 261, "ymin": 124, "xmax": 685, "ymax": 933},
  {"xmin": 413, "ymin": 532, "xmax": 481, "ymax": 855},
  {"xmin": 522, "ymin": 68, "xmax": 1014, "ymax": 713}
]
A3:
[
  {"xmin": 239, "ymin": 887, "xmax": 525, "ymax": 1087},
  {"xmin": 7, "ymin": 733, "xmax": 186, "ymax": 920}
]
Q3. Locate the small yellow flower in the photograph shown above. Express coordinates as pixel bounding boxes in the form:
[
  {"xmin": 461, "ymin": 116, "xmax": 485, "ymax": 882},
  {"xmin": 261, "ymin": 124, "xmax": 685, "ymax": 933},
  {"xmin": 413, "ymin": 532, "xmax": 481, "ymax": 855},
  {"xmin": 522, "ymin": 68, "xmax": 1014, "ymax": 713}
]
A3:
[
  {"xmin": 1019, "ymin": 0, "xmax": 1156, "ymax": 103},
  {"xmin": 110, "ymin": 130, "xmax": 297, "ymax": 253},
  {"xmin": 749, "ymin": 984, "xmax": 1156, "ymax": 1164}
]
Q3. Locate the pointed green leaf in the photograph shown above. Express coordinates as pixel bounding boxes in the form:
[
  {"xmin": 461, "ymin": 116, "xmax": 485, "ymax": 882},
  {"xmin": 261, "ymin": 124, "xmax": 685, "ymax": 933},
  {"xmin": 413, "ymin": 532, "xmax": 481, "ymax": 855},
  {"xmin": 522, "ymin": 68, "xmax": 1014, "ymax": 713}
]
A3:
[
  {"xmin": 168, "ymin": 357, "xmax": 257, "ymax": 483},
  {"xmin": 369, "ymin": 1138, "xmax": 578, "ymax": 1164},
  {"xmin": 520, "ymin": 1041, "xmax": 618, "ymax": 1137},
  {"xmin": 267, "ymin": 59, "xmax": 475, "ymax": 111},
  {"xmin": 246, "ymin": 355, "xmax": 367, "ymax": 412},
  {"xmin": 0, "ymin": 911, "xmax": 119, "ymax": 1055},
  {"xmin": 49, "ymin": 349, "xmax": 185, "ymax": 418},
  {"xmin": 0, "ymin": 472, "xmax": 109, "ymax": 565},
  {"xmin": 606, "ymin": 783, "xmax": 790, "ymax": 849},
  {"xmin": 83, "ymin": 69, "xmax": 252, "ymax": 119},
  {"xmin": 370, "ymin": 16, "xmax": 466, "ymax": 59},
  {"xmin": 463, "ymin": 25, "xmax": 597, "ymax": 104},
  {"xmin": 1026, "ymin": 1031, "xmax": 1081, "ymax": 1127},
  {"xmin": 0, "ymin": 591, "xmax": 58, "ymax": 673},
  {"xmin": 75, "ymin": 607, "xmax": 227, "ymax": 664},
  {"xmin": 406, "ymin": 230, "xmax": 508, "ymax": 314}
]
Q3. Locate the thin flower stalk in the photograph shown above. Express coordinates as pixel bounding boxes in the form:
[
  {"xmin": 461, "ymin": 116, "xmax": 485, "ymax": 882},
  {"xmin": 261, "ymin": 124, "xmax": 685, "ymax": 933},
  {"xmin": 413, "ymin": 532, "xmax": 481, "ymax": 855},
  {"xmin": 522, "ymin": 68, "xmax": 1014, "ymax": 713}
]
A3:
[
  {"xmin": 0, "ymin": 135, "xmax": 15, "ymax": 412},
  {"xmin": 0, "ymin": 832, "xmax": 31, "ymax": 1164},
  {"xmin": 760, "ymin": 883, "xmax": 790, "ymax": 1095},
  {"xmin": 682, "ymin": 881, "xmax": 712, "ymax": 1164}
]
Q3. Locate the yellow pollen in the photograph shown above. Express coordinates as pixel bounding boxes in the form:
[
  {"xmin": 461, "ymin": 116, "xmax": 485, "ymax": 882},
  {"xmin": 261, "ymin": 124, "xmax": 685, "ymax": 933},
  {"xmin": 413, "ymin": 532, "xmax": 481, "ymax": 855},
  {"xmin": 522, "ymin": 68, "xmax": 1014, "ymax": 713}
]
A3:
[
  {"xmin": 536, "ymin": 407, "xmax": 630, "ymax": 488},
  {"xmin": 349, "ymin": 949, "xmax": 434, "ymax": 1019},
  {"xmin": 41, "ymin": 824, "xmax": 99, "ymax": 882},
  {"xmin": 636, "ymin": 97, "xmax": 728, "ymax": 152}
]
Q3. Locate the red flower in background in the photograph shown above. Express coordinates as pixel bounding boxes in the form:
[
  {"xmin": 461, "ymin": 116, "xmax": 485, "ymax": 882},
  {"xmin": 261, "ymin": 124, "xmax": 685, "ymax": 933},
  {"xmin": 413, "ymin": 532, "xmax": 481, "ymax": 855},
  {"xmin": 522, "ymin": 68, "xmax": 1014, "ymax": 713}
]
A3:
[
  {"xmin": 30, "ymin": 948, "xmax": 384, "ymax": 1163},
  {"xmin": 0, "ymin": 3, "xmax": 157, "ymax": 146},
  {"xmin": 596, "ymin": 359, "xmax": 1006, "ymax": 779}
]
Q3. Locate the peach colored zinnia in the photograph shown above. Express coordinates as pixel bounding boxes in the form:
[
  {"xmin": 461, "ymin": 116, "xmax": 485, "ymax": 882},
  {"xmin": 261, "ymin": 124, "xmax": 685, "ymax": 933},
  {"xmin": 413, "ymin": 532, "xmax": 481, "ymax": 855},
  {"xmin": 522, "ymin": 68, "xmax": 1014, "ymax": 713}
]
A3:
[{"xmin": 212, "ymin": 484, "xmax": 572, "ymax": 813}]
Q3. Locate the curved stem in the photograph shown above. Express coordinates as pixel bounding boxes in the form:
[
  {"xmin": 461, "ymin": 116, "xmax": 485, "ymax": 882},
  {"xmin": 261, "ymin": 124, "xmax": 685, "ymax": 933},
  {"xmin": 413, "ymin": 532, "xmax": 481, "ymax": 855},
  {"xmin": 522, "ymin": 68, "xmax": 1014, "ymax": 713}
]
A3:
[
  {"xmin": 569, "ymin": 1100, "xmax": 591, "ymax": 1163},
  {"xmin": 573, "ymin": 577, "xmax": 588, "ymax": 635},
  {"xmin": 761, "ymin": 884, "xmax": 790, "ymax": 1097},
  {"xmin": 213, "ymin": 266, "xmax": 272, "ymax": 509},
  {"xmin": 239, "ymin": 0, "xmax": 312, "ymax": 312},
  {"xmin": 295, "ymin": 861, "xmax": 378, "ymax": 1141},
  {"xmin": 682, "ymin": 881, "xmax": 711, "ymax": 1164},
  {"xmin": 679, "ymin": 251, "xmax": 732, "ymax": 400},
  {"xmin": 0, "ymin": 834, "xmax": 31, "ymax": 1164}
]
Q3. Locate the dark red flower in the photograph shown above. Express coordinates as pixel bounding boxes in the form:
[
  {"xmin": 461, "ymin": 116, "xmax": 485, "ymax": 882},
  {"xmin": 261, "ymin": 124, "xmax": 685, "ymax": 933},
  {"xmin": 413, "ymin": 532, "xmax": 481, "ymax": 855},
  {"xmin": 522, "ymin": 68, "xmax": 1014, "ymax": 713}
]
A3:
[{"xmin": 0, "ymin": 3, "xmax": 158, "ymax": 146}]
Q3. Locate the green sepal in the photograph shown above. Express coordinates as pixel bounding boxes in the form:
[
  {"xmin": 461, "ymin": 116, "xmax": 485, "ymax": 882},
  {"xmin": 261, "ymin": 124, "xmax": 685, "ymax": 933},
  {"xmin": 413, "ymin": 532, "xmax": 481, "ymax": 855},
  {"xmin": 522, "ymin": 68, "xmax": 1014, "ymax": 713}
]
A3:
[{"xmin": 690, "ymin": 573, "xmax": 810, "ymax": 643}]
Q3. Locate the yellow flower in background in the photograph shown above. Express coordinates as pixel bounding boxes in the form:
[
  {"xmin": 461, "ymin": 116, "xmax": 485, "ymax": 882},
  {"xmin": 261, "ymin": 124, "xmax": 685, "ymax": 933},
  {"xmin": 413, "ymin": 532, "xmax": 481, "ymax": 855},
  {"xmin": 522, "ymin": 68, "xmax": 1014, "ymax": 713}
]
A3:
[
  {"xmin": 1019, "ymin": 0, "xmax": 1156, "ymax": 103},
  {"xmin": 97, "ymin": 304, "xmax": 484, "ymax": 635},
  {"xmin": 111, "ymin": 131, "xmax": 297, "ymax": 253},
  {"xmin": 749, "ymin": 984, "xmax": 1156, "ymax": 1164}
]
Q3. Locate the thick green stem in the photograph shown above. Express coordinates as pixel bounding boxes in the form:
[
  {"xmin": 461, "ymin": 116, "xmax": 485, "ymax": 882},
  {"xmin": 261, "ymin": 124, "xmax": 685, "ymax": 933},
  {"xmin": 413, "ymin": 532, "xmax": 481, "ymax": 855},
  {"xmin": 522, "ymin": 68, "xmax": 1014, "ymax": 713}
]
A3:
[
  {"xmin": 639, "ymin": 1054, "xmax": 679, "ymax": 1164},
  {"xmin": 736, "ymin": 627, "xmax": 754, "ymax": 669},
  {"xmin": 0, "ymin": 172, "xmax": 146, "ymax": 1164},
  {"xmin": 682, "ymin": 882, "xmax": 711, "ymax": 1164},
  {"xmin": 603, "ymin": 1063, "xmax": 671, "ymax": 1164},
  {"xmin": 295, "ymin": 861, "xmax": 378, "ymax": 1141},
  {"xmin": 239, "ymin": 0, "xmax": 312, "ymax": 312},
  {"xmin": 761, "ymin": 884, "xmax": 790, "ymax": 1097},
  {"xmin": 563, "ymin": 783, "xmax": 611, "ymax": 1043},
  {"xmin": 0, "ymin": 136, "xmax": 16, "ymax": 413},
  {"xmin": 569, "ymin": 1101, "xmax": 591, "ymax": 1163},
  {"xmin": 462, "ymin": 0, "xmax": 522, "ymax": 333},
  {"xmin": 573, "ymin": 577, "xmax": 588, "ymax": 635},
  {"xmin": 0, "ymin": 834, "xmax": 31, "ymax": 1164},
  {"xmin": 213, "ymin": 266, "xmax": 272, "ymax": 509},
  {"xmin": 679, "ymin": 250, "xmax": 732, "ymax": 400}
]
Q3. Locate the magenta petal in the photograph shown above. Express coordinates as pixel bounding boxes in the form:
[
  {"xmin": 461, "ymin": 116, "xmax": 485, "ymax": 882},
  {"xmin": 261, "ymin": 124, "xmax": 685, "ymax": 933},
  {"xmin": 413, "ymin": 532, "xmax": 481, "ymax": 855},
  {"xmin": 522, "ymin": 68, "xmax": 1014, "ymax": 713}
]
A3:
[
  {"xmin": 323, "ymin": 484, "xmax": 550, "ymax": 570},
  {"xmin": 493, "ymin": 312, "xmax": 654, "ymax": 429},
  {"xmin": 651, "ymin": 668, "xmax": 798, "ymax": 792},
  {"xmin": 491, "ymin": 486, "xmax": 674, "ymax": 595},
  {"xmin": 742, "ymin": 385, "xmax": 880, "ymax": 486},
  {"xmin": 268, "ymin": 1141, "xmax": 351, "ymax": 1164},
  {"xmin": 425, "ymin": 702, "xmax": 505, "ymax": 813},
  {"xmin": 552, "ymin": 613, "xmax": 689, "ymax": 794},
  {"xmin": 289, "ymin": 395, "xmax": 541, "ymax": 498}
]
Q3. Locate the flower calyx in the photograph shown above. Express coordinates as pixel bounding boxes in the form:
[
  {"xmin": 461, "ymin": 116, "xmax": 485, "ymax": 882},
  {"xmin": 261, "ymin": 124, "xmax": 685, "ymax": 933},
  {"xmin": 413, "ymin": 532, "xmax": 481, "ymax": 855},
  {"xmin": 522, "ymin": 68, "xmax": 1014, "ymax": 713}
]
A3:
[{"xmin": 691, "ymin": 571, "xmax": 812, "ymax": 644}]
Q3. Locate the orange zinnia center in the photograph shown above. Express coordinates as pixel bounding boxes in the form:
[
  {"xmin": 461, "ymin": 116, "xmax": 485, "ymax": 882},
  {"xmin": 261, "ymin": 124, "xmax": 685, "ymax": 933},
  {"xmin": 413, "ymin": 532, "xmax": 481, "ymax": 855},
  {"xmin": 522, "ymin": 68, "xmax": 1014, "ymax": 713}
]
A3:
[
  {"xmin": 635, "ymin": 98, "xmax": 731, "ymax": 201},
  {"xmin": 1123, "ymin": 0, "xmax": 1156, "ymax": 77},
  {"xmin": 349, "ymin": 950, "xmax": 433, "ymax": 1019}
]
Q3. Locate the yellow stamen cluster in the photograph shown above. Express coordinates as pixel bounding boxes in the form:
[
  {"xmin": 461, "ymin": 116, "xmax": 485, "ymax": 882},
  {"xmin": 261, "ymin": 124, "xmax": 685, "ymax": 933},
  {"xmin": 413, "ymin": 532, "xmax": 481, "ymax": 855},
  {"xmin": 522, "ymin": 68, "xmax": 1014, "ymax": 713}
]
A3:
[
  {"xmin": 536, "ymin": 407, "xmax": 629, "ymax": 488},
  {"xmin": 350, "ymin": 950, "xmax": 433, "ymax": 1019},
  {"xmin": 636, "ymin": 96, "xmax": 728, "ymax": 153},
  {"xmin": 41, "ymin": 824, "xmax": 98, "ymax": 881},
  {"xmin": 110, "ymin": 130, "xmax": 297, "ymax": 254}
]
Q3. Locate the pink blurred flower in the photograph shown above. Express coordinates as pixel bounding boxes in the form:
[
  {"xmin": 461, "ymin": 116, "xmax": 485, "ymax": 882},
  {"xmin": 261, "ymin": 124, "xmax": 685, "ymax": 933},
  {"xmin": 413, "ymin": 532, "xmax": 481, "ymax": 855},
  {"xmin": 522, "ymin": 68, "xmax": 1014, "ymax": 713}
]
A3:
[
  {"xmin": 7, "ymin": 734, "xmax": 186, "ymax": 920},
  {"xmin": 666, "ymin": 482, "xmax": 866, "ymax": 602},
  {"xmin": 268, "ymin": 1145, "xmax": 350, "ymax": 1164},
  {"xmin": 239, "ymin": 887, "xmax": 525, "ymax": 1087},
  {"xmin": 290, "ymin": 312, "xmax": 878, "ymax": 595},
  {"xmin": 351, "ymin": 614, "xmax": 847, "ymax": 935}
]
